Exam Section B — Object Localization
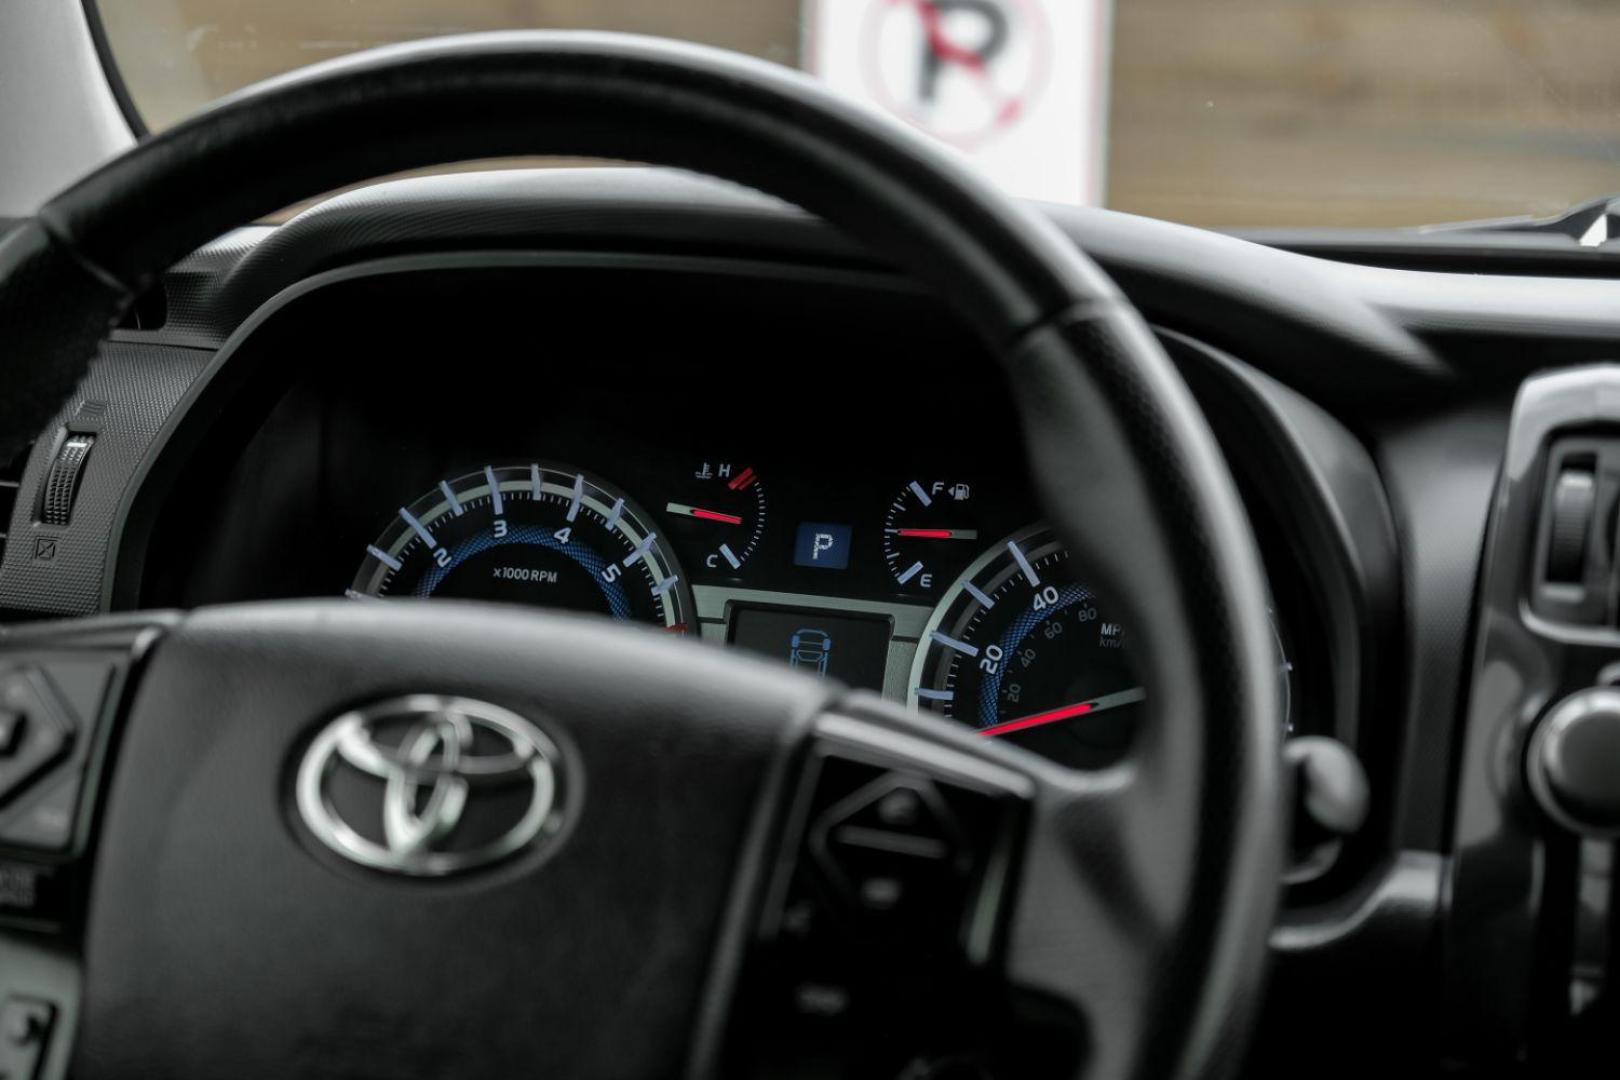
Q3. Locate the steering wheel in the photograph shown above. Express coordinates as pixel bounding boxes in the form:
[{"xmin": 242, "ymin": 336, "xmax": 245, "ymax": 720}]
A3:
[{"xmin": 0, "ymin": 32, "xmax": 1280, "ymax": 1080}]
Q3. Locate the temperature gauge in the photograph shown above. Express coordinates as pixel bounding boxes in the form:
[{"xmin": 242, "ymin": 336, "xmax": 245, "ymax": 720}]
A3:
[
  {"xmin": 664, "ymin": 461, "xmax": 767, "ymax": 576},
  {"xmin": 882, "ymin": 478, "xmax": 980, "ymax": 593}
]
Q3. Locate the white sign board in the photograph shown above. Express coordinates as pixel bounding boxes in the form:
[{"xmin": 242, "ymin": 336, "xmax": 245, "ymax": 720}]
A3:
[{"xmin": 804, "ymin": 0, "xmax": 1111, "ymax": 204}]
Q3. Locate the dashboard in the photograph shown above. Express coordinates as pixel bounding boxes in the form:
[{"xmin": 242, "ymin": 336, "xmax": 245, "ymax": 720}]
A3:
[
  {"xmin": 21, "ymin": 165, "xmax": 1616, "ymax": 1076},
  {"xmin": 127, "ymin": 264, "xmax": 1316, "ymax": 771}
]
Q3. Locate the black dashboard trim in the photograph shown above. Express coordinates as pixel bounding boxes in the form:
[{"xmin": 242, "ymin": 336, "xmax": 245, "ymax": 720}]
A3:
[
  {"xmin": 1232, "ymin": 228, "xmax": 1620, "ymax": 279},
  {"xmin": 7, "ymin": 171, "xmax": 1588, "ymax": 1078},
  {"xmin": 1171, "ymin": 332, "xmax": 1406, "ymax": 870},
  {"xmin": 109, "ymin": 170, "xmax": 1457, "ymax": 397},
  {"xmin": 111, "ymin": 245, "xmax": 1391, "ymax": 878},
  {"xmin": 107, "ymin": 248, "xmax": 932, "ymax": 614},
  {"xmin": 104, "ymin": 170, "xmax": 1620, "ymax": 421}
]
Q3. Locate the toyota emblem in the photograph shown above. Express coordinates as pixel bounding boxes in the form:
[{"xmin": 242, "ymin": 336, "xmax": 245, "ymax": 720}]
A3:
[{"xmin": 295, "ymin": 695, "xmax": 568, "ymax": 876}]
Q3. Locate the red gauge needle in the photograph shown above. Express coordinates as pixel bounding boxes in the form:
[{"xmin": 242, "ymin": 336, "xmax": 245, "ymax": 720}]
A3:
[
  {"xmin": 887, "ymin": 527, "xmax": 980, "ymax": 540},
  {"xmin": 666, "ymin": 502, "xmax": 743, "ymax": 525},
  {"xmin": 977, "ymin": 687, "xmax": 1146, "ymax": 738}
]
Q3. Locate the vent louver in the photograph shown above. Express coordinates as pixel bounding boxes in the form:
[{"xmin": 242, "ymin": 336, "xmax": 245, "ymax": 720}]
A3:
[{"xmin": 0, "ymin": 441, "xmax": 34, "ymax": 563}]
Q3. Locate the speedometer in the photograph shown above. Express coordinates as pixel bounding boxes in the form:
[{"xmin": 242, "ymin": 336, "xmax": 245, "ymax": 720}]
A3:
[
  {"xmin": 910, "ymin": 523, "xmax": 1293, "ymax": 766},
  {"xmin": 908, "ymin": 524, "xmax": 1142, "ymax": 766},
  {"xmin": 349, "ymin": 463, "xmax": 691, "ymax": 632}
]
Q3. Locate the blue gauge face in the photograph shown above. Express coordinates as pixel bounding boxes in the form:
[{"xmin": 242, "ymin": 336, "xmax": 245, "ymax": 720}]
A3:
[
  {"xmin": 911, "ymin": 523, "xmax": 1294, "ymax": 767},
  {"xmin": 350, "ymin": 463, "xmax": 691, "ymax": 632},
  {"xmin": 909, "ymin": 524, "xmax": 1144, "ymax": 767}
]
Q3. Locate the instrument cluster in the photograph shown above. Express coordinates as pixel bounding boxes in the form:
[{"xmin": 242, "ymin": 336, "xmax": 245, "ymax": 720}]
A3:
[
  {"xmin": 351, "ymin": 454, "xmax": 1019, "ymax": 615},
  {"xmin": 344, "ymin": 451, "xmax": 1289, "ymax": 767},
  {"xmin": 135, "ymin": 266, "xmax": 1306, "ymax": 767}
]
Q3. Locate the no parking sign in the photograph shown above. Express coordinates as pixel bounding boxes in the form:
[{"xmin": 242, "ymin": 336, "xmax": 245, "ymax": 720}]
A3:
[{"xmin": 804, "ymin": 0, "xmax": 1111, "ymax": 204}]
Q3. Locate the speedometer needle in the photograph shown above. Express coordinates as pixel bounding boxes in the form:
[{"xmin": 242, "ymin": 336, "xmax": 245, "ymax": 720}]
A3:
[
  {"xmin": 977, "ymin": 686, "xmax": 1146, "ymax": 738},
  {"xmin": 666, "ymin": 502, "xmax": 743, "ymax": 525}
]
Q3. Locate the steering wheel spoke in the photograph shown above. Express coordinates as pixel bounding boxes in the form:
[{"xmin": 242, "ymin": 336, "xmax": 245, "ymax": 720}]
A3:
[
  {"xmin": 0, "ymin": 604, "xmax": 1163, "ymax": 1080},
  {"xmin": 708, "ymin": 691, "xmax": 1198, "ymax": 1078}
]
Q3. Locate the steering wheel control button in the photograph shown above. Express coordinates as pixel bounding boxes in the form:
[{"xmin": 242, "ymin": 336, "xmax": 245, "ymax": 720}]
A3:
[
  {"xmin": 0, "ymin": 670, "xmax": 74, "ymax": 809},
  {"xmin": 792, "ymin": 982, "xmax": 852, "ymax": 1020},
  {"xmin": 0, "ymin": 709, "xmax": 23, "ymax": 756},
  {"xmin": 0, "ymin": 997, "xmax": 55, "ymax": 1080},
  {"xmin": 0, "ymin": 659, "xmax": 113, "ymax": 853},
  {"xmin": 295, "ymin": 695, "xmax": 570, "ymax": 876},
  {"xmin": 731, "ymin": 743, "xmax": 1031, "ymax": 1075},
  {"xmin": 875, "ymin": 787, "xmax": 923, "ymax": 828},
  {"xmin": 0, "ymin": 773, "xmax": 81, "ymax": 852},
  {"xmin": 810, "ymin": 772, "xmax": 971, "ymax": 937},
  {"xmin": 1529, "ymin": 688, "xmax": 1620, "ymax": 837},
  {"xmin": 0, "ymin": 861, "xmax": 69, "ymax": 929},
  {"xmin": 34, "ymin": 658, "xmax": 112, "ymax": 732},
  {"xmin": 857, "ymin": 875, "xmax": 905, "ymax": 911},
  {"xmin": 840, "ymin": 782, "xmax": 958, "ymax": 857},
  {"xmin": 789, "ymin": 753, "xmax": 1020, "ymax": 962},
  {"xmin": 0, "ymin": 657, "xmax": 112, "ymax": 856}
]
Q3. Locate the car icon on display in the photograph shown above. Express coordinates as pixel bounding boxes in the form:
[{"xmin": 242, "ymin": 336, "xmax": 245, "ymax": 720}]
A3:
[{"xmin": 788, "ymin": 628, "xmax": 832, "ymax": 676}]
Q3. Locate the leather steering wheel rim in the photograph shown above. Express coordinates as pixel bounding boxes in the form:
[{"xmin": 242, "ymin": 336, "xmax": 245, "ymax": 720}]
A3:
[{"xmin": 0, "ymin": 31, "xmax": 1280, "ymax": 1080}]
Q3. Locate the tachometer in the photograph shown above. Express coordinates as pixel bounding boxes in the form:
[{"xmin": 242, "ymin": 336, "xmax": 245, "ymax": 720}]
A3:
[{"xmin": 350, "ymin": 463, "xmax": 690, "ymax": 631}]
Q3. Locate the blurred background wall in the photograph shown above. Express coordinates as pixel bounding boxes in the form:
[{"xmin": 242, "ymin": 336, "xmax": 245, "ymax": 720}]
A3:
[{"xmin": 97, "ymin": 0, "xmax": 1620, "ymax": 228}]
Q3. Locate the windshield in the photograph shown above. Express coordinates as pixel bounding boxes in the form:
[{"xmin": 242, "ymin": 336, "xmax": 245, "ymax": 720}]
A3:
[{"xmin": 93, "ymin": 0, "xmax": 1620, "ymax": 229}]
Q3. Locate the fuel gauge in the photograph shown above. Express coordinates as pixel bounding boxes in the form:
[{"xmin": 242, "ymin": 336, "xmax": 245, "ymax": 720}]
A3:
[
  {"xmin": 882, "ymin": 478, "xmax": 980, "ymax": 593},
  {"xmin": 664, "ymin": 461, "xmax": 767, "ymax": 575}
]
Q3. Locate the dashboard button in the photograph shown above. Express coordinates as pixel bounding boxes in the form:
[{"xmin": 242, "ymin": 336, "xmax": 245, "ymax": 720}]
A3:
[
  {"xmin": 1529, "ymin": 688, "xmax": 1620, "ymax": 836},
  {"xmin": 1545, "ymin": 465, "xmax": 1596, "ymax": 583}
]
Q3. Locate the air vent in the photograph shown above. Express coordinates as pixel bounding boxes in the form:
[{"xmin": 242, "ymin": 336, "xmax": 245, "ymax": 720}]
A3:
[
  {"xmin": 115, "ymin": 282, "xmax": 167, "ymax": 331},
  {"xmin": 0, "ymin": 440, "xmax": 35, "ymax": 562}
]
